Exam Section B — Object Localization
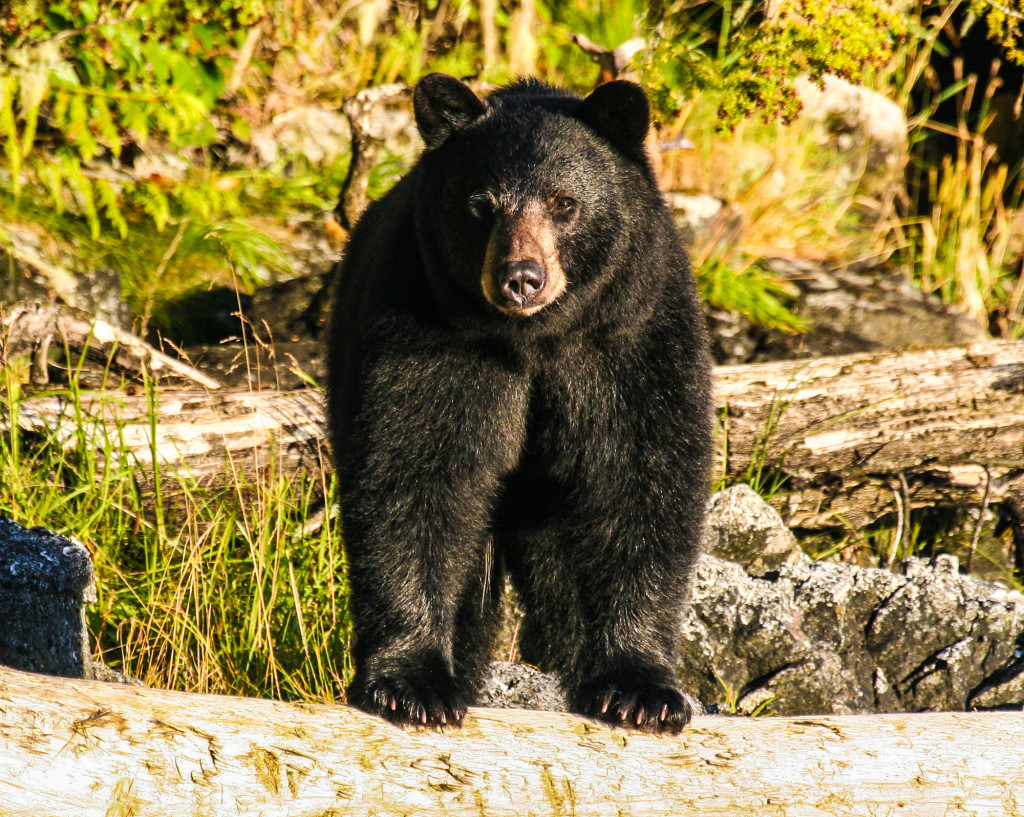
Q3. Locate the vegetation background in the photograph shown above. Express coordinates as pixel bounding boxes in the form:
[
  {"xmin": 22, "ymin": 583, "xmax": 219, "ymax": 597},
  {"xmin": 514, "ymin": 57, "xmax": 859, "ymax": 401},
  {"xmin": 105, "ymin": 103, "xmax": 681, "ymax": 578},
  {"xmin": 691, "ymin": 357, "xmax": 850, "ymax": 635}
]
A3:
[{"xmin": 1, "ymin": 0, "xmax": 1023, "ymax": 704}]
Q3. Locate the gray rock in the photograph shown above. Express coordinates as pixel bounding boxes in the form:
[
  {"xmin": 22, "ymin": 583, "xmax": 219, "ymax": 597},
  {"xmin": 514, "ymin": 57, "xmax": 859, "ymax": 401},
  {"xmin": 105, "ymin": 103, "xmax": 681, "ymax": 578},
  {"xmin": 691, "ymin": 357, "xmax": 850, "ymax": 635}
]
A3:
[
  {"xmin": 679, "ymin": 550, "xmax": 1024, "ymax": 715},
  {"xmin": 250, "ymin": 106, "xmax": 352, "ymax": 167},
  {"xmin": 490, "ymin": 487, "xmax": 1024, "ymax": 717},
  {"xmin": 244, "ymin": 95, "xmax": 419, "ymax": 172},
  {"xmin": 666, "ymin": 192, "xmax": 725, "ymax": 248},
  {"xmin": 71, "ymin": 266, "xmax": 132, "ymax": 331},
  {"xmin": 703, "ymin": 484, "xmax": 804, "ymax": 576},
  {"xmin": 247, "ymin": 270, "xmax": 332, "ymax": 342},
  {"xmin": 709, "ymin": 259, "xmax": 988, "ymax": 364},
  {"xmin": 970, "ymin": 652, "xmax": 1024, "ymax": 709},
  {"xmin": 766, "ymin": 259, "xmax": 988, "ymax": 355},
  {"xmin": 705, "ymin": 305, "xmax": 763, "ymax": 364},
  {"xmin": 0, "ymin": 223, "xmax": 132, "ymax": 330},
  {"xmin": 479, "ymin": 661, "xmax": 568, "ymax": 711},
  {"xmin": 478, "ymin": 661, "xmax": 706, "ymax": 716},
  {"xmin": 794, "ymin": 75, "xmax": 907, "ymax": 184}
]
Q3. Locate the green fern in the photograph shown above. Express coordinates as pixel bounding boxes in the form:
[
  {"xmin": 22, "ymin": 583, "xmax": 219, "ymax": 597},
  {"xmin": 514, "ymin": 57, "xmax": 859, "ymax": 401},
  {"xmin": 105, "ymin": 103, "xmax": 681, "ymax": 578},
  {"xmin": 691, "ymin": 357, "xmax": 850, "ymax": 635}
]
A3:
[{"xmin": 0, "ymin": 3, "xmax": 309, "ymax": 325}]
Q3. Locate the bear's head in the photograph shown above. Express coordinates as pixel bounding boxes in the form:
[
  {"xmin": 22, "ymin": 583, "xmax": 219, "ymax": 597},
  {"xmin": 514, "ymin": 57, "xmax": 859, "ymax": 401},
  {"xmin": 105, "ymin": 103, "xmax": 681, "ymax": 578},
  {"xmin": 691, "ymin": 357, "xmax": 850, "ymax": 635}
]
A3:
[{"xmin": 412, "ymin": 74, "xmax": 655, "ymax": 331}]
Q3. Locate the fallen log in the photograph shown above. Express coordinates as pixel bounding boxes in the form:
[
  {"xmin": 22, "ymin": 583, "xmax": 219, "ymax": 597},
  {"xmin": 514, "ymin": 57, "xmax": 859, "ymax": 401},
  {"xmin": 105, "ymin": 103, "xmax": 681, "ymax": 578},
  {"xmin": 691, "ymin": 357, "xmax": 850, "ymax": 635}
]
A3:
[
  {"xmin": 714, "ymin": 340, "xmax": 1024, "ymax": 528},
  {"xmin": 9, "ymin": 386, "xmax": 330, "ymax": 485},
  {"xmin": 8, "ymin": 339, "xmax": 1024, "ymax": 536},
  {"xmin": 0, "ymin": 300, "xmax": 221, "ymax": 389},
  {"xmin": 0, "ymin": 665, "xmax": 1021, "ymax": 817}
]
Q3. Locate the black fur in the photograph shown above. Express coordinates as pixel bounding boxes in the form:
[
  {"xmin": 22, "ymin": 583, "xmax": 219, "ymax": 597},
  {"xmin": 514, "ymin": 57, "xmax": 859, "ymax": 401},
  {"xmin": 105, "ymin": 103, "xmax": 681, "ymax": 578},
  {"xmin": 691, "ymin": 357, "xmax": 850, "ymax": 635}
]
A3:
[{"xmin": 327, "ymin": 74, "xmax": 713, "ymax": 733}]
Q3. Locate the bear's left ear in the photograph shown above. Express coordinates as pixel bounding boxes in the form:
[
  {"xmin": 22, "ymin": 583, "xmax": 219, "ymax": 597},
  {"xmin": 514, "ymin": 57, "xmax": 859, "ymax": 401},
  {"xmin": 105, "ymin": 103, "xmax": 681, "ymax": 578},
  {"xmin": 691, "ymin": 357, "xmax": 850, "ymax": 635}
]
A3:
[
  {"xmin": 414, "ymin": 73, "xmax": 487, "ymax": 150},
  {"xmin": 575, "ymin": 80, "xmax": 650, "ymax": 163}
]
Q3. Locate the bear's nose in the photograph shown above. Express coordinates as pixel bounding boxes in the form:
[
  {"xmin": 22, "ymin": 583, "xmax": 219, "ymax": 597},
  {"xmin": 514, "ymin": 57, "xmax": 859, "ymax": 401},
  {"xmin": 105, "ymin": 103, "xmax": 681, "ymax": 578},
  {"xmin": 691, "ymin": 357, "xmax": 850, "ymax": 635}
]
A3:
[{"xmin": 500, "ymin": 260, "xmax": 546, "ymax": 307}]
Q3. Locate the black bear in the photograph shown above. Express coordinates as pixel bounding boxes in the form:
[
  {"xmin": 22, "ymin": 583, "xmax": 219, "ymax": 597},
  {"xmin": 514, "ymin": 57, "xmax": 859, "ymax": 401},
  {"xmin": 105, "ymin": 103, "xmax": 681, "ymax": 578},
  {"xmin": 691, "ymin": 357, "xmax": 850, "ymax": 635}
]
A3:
[{"xmin": 327, "ymin": 73, "xmax": 712, "ymax": 733}]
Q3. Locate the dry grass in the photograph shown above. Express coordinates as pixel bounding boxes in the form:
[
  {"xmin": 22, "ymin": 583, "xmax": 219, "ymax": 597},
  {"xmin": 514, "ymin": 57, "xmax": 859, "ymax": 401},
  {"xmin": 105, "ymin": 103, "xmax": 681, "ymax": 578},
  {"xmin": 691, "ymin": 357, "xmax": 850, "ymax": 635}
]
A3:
[
  {"xmin": 658, "ymin": 93, "xmax": 878, "ymax": 265},
  {"xmin": 0, "ymin": 362, "xmax": 351, "ymax": 702}
]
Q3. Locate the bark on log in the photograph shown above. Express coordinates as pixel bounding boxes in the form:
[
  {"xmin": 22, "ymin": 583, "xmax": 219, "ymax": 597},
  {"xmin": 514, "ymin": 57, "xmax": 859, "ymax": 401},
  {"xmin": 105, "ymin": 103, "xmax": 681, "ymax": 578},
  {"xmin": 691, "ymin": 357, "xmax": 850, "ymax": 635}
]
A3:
[
  {"xmin": 8, "ymin": 339, "xmax": 1024, "ymax": 532},
  {"xmin": 1, "ymin": 665, "xmax": 1021, "ymax": 817}
]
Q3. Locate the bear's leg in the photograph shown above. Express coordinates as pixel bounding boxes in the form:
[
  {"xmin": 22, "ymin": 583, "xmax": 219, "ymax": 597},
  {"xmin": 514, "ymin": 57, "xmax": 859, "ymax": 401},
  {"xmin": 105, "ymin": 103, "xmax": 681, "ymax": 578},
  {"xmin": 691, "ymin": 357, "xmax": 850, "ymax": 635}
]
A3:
[
  {"xmin": 346, "ymin": 540, "xmax": 503, "ymax": 726},
  {"xmin": 500, "ymin": 359, "xmax": 709, "ymax": 733},
  {"xmin": 507, "ymin": 515, "xmax": 699, "ymax": 733},
  {"xmin": 336, "ymin": 342, "xmax": 529, "ymax": 728},
  {"xmin": 450, "ymin": 538, "xmax": 506, "ymax": 697},
  {"xmin": 569, "ymin": 495, "xmax": 705, "ymax": 733}
]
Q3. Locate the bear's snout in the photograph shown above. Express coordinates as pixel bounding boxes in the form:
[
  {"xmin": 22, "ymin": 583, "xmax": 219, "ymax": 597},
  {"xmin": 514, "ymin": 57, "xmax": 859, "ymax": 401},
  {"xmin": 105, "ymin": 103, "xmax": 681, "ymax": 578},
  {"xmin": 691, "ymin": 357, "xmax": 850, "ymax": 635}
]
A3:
[
  {"xmin": 499, "ymin": 260, "xmax": 546, "ymax": 308},
  {"xmin": 480, "ymin": 201, "xmax": 567, "ymax": 318}
]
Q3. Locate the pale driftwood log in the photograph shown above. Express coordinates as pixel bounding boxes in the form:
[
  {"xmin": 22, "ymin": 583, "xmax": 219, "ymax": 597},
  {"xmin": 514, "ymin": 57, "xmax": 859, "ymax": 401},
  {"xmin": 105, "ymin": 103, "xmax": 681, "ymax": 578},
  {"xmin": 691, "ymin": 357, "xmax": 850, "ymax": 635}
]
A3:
[
  {"xmin": 0, "ymin": 665, "xmax": 1021, "ymax": 817},
  {"xmin": 9, "ymin": 339, "xmax": 1024, "ymax": 536}
]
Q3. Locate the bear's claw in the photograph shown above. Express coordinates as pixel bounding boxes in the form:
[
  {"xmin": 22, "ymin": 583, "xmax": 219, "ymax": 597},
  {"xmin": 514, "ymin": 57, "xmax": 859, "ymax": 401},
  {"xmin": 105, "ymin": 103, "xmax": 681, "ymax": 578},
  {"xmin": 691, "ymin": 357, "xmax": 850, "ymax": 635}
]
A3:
[
  {"xmin": 575, "ymin": 672, "xmax": 693, "ymax": 734},
  {"xmin": 352, "ymin": 670, "xmax": 467, "ymax": 729}
]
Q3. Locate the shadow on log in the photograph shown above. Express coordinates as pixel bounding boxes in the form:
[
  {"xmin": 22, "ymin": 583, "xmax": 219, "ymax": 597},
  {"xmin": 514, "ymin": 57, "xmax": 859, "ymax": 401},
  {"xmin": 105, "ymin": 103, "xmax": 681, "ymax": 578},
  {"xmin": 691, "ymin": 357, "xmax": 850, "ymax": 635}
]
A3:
[{"xmin": 0, "ymin": 665, "xmax": 1022, "ymax": 816}]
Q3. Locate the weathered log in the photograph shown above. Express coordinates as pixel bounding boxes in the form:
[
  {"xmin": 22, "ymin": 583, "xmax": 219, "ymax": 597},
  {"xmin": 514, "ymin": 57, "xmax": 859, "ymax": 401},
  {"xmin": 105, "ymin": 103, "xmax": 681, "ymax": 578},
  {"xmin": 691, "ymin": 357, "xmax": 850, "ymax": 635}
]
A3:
[
  {"xmin": 714, "ymin": 340, "xmax": 1024, "ymax": 530},
  {"xmin": 0, "ymin": 300, "xmax": 222, "ymax": 389},
  {"xmin": 8, "ymin": 339, "xmax": 1024, "ymax": 534},
  {"xmin": 0, "ymin": 665, "xmax": 1021, "ymax": 816},
  {"xmin": 10, "ymin": 386, "xmax": 330, "ymax": 486}
]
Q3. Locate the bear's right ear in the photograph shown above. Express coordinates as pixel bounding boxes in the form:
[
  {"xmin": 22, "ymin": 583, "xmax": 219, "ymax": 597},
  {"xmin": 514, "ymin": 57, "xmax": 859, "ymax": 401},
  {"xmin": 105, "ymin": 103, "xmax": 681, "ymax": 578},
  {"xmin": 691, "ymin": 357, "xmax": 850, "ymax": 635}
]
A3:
[
  {"xmin": 575, "ymin": 80, "xmax": 650, "ymax": 164},
  {"xmin": 414, "ymin": 73, "xmax": 487, "ymax": 150}
]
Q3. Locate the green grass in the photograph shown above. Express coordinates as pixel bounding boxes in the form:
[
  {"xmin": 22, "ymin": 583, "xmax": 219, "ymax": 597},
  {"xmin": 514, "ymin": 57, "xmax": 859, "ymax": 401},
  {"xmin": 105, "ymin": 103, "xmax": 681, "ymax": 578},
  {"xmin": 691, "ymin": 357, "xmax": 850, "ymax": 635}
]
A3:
[
  {"xmin": 800, "ymin": 497, "xmax": 1021, "ymax": 590},
  {"xmin": 698, "ymin": 256, "xmax": 809, "ymax": 335},
  {"xmin": 0, "ymin": 363, "xmax": 352, "ymax": 701},
  {"xmin": 899, "ymin": 120, "xmax": 1024, "ymax": 336},
  {"xmin": 0, "ymin": 154, "xmax": 352, "ymax": 323}
]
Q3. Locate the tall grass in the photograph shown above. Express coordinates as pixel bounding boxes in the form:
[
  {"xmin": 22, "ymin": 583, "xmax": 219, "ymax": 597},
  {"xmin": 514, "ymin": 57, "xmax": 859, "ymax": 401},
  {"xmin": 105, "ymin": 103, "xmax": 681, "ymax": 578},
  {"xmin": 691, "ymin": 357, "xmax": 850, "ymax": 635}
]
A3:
[
  {"xmin": 899, "ymin": 65, "xmax": 1024, "ymax": 334},
  {"xmin": 655, "ymin": 85, "xmax": 880, "ymax": 332},
  {"xmin": 659, "ymin": 91, "xmax": 874, "ymax": 265},
  {"xmin": 0, "ymin": 363, "xmax": 351, "ymax": 702},
  {"xmin": 883, "ymin": 3, "xmax": 1024, "ymax": 337},
  {"xmin": 907, "ymin": 125, "xmax": 1020, "ymax": 328}
]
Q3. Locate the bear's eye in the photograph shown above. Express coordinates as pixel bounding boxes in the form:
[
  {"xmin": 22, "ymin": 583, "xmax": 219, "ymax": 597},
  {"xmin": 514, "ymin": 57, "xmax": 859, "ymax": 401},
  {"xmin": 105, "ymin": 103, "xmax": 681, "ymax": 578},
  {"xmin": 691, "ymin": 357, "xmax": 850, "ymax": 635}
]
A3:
[
  {"xmin": 467, "ymin": 191, "xmax": 496, "ymax": 221},
  {"xmin": 550, "ymin": 195, "xmax": 578, "ymax": 221}
]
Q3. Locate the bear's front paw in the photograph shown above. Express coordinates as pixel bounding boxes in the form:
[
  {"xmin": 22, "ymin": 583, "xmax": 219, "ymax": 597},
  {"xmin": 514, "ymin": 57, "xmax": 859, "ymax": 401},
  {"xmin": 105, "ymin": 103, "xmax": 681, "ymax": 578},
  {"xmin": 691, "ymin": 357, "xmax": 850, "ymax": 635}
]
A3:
[
  {"xmin": 572, "ymin": 669, "xmax": 694, "ymax": 734},
  {"xmin": 348, "ymin": 664, "xmax": 467, "ymax": 728}
]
